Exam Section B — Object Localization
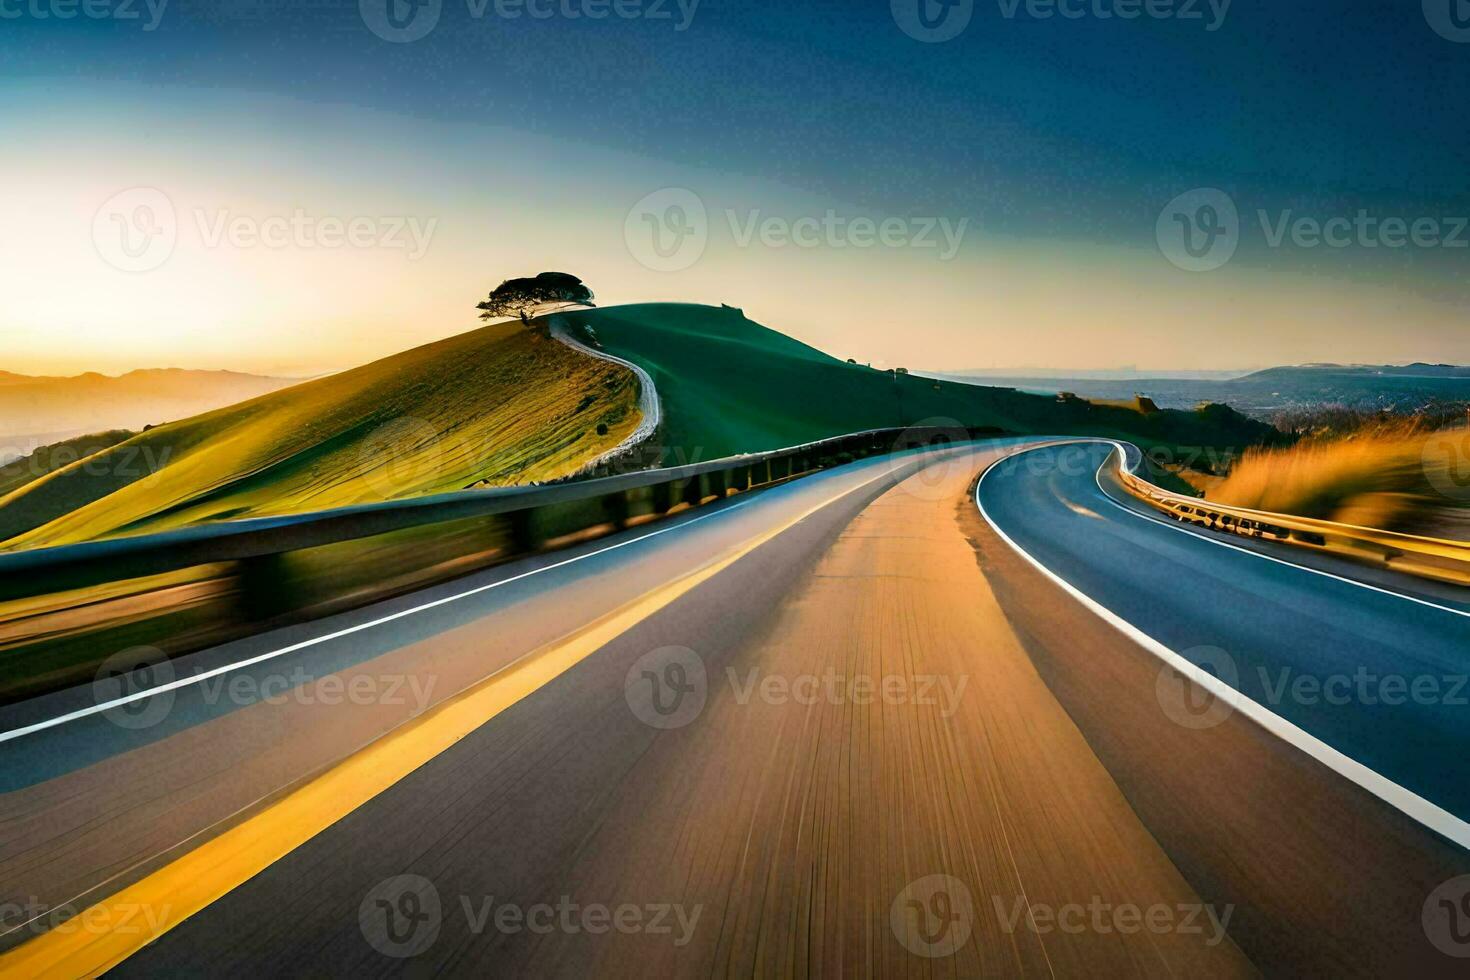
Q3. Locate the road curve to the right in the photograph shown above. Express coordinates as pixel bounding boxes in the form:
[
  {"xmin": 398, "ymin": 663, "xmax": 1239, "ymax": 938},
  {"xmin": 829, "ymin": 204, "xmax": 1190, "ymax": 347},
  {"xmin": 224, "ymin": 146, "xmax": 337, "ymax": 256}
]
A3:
[{"xmin": 973, "ymin": 440, "xmax": 1470, "ymax": 975}]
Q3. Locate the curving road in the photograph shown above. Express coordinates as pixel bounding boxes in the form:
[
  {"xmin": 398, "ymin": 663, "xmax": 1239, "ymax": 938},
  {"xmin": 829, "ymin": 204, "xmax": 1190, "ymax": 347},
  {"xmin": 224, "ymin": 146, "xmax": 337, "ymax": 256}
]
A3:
[
  {"xmin": 1, "ymin": 439, "xmax": 1467, "ymax": 975},
  {"xmin": 977, "ymin": 441, "xmax": 1470, "ymax": 835}
]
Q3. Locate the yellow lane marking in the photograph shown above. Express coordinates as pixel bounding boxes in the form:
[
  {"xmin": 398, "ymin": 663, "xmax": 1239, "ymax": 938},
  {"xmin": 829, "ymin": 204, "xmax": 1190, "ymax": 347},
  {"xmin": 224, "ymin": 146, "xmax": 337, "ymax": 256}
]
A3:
[{"xmin": 0, "ymin": 462, "xmax": 912, "ymax": 978}]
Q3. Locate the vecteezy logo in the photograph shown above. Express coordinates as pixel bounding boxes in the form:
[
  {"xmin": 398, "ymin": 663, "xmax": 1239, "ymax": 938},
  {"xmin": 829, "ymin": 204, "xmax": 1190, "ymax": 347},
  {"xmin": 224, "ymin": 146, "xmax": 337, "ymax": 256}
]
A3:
[
  {"xmin": 891, "ymin": 0, "xmax": 973, "ymax": 42},
  {"xmin": 1423, "ymin": 429, "xmax": 1470, "ymax": 501},
  {"xmin": 624, "ymin": 188, "xmax": 708, "ymax": 272},
  {"xmin": 890, "ymin": 875, "xmax": 975, "ymax": 957},
  {"xmin": 1155, "ymin": 646, "xmax": 1239, "ymax": 730},
  {"xmin": 1156, "ymin": 188, "xmax": 1239, "ymax": 272},
  {"xmin": 360, "ymin": 0, "xmax": 442, "ymax": 43},
  {"xmin": 1424, "ymin": 0, "xmax": 1470, "ymax": 42},
  {"xmin": 92, "ymin": 187, "xmax": 177, "ymax": 273},
  {"xmin": 892, "ymin": 418, "xmax": 971, "ymax": 502},
  {"xmin": 357, "ymin": 416, "xmax": 443, "ymax": 494},
  {"xmin": 1423, "ymin": 875, "xmax": 1470, "ymax": 957},
  {"xmin": 624, "ymin": 646, "xmax": 708, "ymax": 729},
  {"xmin": 92, "ymin": 646, "xmax": 176, "ymax": 731},
  {"xmin": 359, "ymin": 875, "xmax": 442, "ymax": 958}
]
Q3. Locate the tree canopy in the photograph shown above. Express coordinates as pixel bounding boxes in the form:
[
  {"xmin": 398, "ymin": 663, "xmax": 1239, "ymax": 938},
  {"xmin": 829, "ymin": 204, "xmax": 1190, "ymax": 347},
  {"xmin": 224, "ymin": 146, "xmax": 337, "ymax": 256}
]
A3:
[{"xmin": 476, "ymin": 272, "xmax": 595, "ymax": 323}]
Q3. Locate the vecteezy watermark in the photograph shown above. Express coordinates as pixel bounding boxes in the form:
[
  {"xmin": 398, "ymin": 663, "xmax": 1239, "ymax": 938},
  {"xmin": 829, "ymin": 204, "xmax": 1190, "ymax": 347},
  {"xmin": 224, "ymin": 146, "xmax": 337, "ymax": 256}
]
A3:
[
  {"xmin": 92, "ymin": 646, "xmax": 438, "ymax": 731},
  {"xmin": 7, "ymin": 441, "xmax": 174, "ymax": 480},
  {"xmin": 360, "ymin": 875, "xmax": 443, "ymax": 958},
  {"xmin": 891, "ymin": 875, "xmax": 975, "ymax": 957},
  {"xmin": 357, "ymin": 417, "xmax": 445, "ymax": 494},
  {"xmin": 624, "ymin": 188, "xmax": 970, "ymax": 272},
  {"xmin": 0, "ymin": 0, "xmax": 169, "ymax": 30},
  {"xmin": 92, "ymin": 188, "xmax": 438, "ymax": 273},
  {"xmin": 0, "ymin": 898, "xmax": 175, "ymax": 942},
  {"xmin": 193, "ymin": 208, "xmax": 437, "ymax": 259},
  {"xmin": 93, "ymin": 187, "xmax": 178, "ymax": 274},
  {"xmin": 991, "ymin": 895, "xmax": 1234, "ymax": 946},
  {"xmin": 624, "ymin": 646, "xmax": 709, "ymax": 729},
  {"xmin": 195, "ymin": 667, "xmax": 439, "ymax": 714},
  {"xmin": 727, "ymin": 668, "xmax": 970, "ymax": 717},
  {"xmin": 996, "ymin": 0, "xmax": 1230, "ymax": 30},
  {"xmin": 1257, "ymin": 666, "xmax": 1469, "ymax": 708},
  {"xmin": 1422, "ymin": 429, "xmax": 1470, "ymax": 502},
  {"xmin": 93, "ymin": 646, "xmax": 176, "ymax": 731},
  {"xmin": 889, "ymin": 419, "xmax": 974, "ymax": 503},
  {"xmin": 1157, "ymin": 187, "xmax": 1470, "ymax": 272},
  {"xmin": 1154, "ymin": 646, "xmax": 1239, "ymax": 730},
  {"xmin": 359, "ymin": 0, "xmax": 698, "ymax": 43},
  {"xmin": 358, "ymin": 875, "xmax": 703, "ymax": 958},
  {"xmin": 1424, "ymin": 0, "xmax": 1470, "ymax": 43},
  {"xmin": 1424, "ymin": 875, "xmax": 1470, "ymax": 958},
  {"xmin": 892, "ymin": 0, "xmax": 1229, "ymax": 42},
  {"xmin": 1155, "ymin": 188, "xmax": 1240, "ymax": 272},
  {"xmin": 624, "ymin": 647, "xmax": 973, "ymax": 729},
  {"xmin": 726, "ymin": 211, "xmax": 968, "ymax": 261},
  {"xmin": 891, "ymin": 0, "xmax": 974, "ymax": 43},
  {"xmin": 624, "ymin": 188, "xmax": 708, "ymax": 273},
  {"xmin": 1157, "ymin": 646, "xmax": 1470, "ymax": 731}
]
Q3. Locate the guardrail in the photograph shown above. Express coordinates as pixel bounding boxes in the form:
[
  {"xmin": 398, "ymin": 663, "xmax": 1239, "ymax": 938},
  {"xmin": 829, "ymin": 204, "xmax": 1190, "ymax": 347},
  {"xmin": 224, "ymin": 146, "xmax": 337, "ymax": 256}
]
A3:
[
  {"xmin": 0, "ymin": 424, "xmax": 1000, "ymax": 704},
  {"xmin": 1109, "ymin": 443, "xmax": 1470, "ymax": 587}
]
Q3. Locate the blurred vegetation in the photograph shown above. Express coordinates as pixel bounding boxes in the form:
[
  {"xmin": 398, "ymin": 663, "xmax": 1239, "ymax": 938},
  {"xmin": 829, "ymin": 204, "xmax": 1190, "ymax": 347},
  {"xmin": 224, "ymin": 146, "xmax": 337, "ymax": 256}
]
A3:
[{"xmin": 1210, "ymin": 419, "xmax": 1470, "ymax": 539}]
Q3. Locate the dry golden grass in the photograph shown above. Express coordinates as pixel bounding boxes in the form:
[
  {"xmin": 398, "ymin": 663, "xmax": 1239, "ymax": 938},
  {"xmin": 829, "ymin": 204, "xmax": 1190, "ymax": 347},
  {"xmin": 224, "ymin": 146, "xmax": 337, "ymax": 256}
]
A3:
[
  {"xmin": 0, "ymin": 322, "xmax": 642, "ymax": 550},
  {"xmin": 1209, "ymin": 420, "xmax": 1470, "ymax": 538}
]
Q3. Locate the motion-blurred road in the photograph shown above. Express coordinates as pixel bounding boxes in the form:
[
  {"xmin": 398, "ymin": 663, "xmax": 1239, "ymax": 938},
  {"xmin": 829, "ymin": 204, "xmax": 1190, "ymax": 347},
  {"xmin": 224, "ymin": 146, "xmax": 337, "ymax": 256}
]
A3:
[{"xmin": 3, "ymin": 440, "xmax": 1467, "ymax": 976}]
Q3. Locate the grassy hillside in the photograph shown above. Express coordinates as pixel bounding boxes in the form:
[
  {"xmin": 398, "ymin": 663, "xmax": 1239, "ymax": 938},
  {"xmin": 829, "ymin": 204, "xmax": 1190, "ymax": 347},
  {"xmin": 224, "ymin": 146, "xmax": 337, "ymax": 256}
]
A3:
[
  {"xmin": 0, "ymin": 322, "xmax": 642, "ymax": 550},
  {"xmin": 556, "ymin": 304, "xmax": 1278, "ymax": 465}
]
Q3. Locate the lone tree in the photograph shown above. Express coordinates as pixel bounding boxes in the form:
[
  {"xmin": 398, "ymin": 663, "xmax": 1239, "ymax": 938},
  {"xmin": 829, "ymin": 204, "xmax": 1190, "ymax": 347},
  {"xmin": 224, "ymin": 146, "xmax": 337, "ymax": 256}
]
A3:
[{"xmin": 476, "ymin": 272, "xmax": 595, "ymax": 324}]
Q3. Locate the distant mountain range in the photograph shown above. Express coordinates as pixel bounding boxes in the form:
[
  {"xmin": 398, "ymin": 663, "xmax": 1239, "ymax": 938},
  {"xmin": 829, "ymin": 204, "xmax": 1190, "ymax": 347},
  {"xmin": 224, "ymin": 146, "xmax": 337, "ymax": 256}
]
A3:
[
  {"xmin": 928, "ymin": 363, "xmax": 1470, "ymax": 420},
  {"xmin": 0, "ymin": 369, "xmax": 305, "ymax": 460}
]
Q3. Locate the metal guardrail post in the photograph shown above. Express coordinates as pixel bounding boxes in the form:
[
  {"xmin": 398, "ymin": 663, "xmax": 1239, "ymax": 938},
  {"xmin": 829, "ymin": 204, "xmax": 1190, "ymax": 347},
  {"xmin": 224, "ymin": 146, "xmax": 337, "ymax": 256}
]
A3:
[
  {"xmin": 652, "ymin": 480, "xmax": 675, "ymax": 514},
  {"xmin": 510, "ymin": 508, "xmax": 541, "ymax": 552},
  {"xmin": 236, "ymin": 552, "xmax": 294, "ymax": 624},
  {"xmin": 602, "ymin": 490, "xmax": 631, "ymax": 530}
]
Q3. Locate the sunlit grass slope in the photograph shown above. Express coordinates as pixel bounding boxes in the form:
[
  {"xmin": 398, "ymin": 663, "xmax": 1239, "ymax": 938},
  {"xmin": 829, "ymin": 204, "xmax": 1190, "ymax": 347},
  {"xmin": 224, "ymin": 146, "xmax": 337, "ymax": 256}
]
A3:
[
  {"xmin": 559, "ymin": 304, "xmax": 1277, "ymax": 465},
  {"xmin": 1210, "ymin": 422, "xmax": 1470, "ymax": 539},
  {"xmin": 0, "ymin": 322, "xmax": 641, "ymax": 549}
]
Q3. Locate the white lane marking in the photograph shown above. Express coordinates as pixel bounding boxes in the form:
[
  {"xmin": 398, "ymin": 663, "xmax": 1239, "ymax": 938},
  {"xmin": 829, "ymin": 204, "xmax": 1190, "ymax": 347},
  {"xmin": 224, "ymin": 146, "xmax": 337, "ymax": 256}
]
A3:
[
  {"xmin": 974, "ymin": 445, "xmax": 1470, "ymax": 852},
  {"xmin": 0, "ymin": 503, "xmax": 741, "ymax": 744},
  {"xmin": 0, "ymin": 447, "xmax": 972, "ymax": 745},
  {"xmin": 1085, "ymin": 440, "xmax": 1470, "ymax": 620}
]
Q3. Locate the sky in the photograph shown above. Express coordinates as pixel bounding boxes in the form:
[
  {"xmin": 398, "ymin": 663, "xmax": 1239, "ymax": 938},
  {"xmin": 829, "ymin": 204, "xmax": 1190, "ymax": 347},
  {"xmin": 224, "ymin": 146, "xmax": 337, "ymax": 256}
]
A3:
[{"xmin": 2, "ymin": 0, "xmax": 1468, "ymax": 376}]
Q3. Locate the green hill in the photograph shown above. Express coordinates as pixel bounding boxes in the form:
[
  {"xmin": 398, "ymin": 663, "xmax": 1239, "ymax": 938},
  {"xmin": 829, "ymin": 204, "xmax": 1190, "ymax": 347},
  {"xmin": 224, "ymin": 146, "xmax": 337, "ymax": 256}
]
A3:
[
  {"xmin": 0, "ymin": 321, "xmax": 642, "ymax": 550},
  {"xmin": 555, "ymin": 303, "xmax": 1278, "ymax": 465},
  {"xmin": 0, "ymin": 302, "xmax": 1279, "ymax": 552},
  {"xmin": 0, "ymin": 430, "xmax": 136, "ymax": 499}
]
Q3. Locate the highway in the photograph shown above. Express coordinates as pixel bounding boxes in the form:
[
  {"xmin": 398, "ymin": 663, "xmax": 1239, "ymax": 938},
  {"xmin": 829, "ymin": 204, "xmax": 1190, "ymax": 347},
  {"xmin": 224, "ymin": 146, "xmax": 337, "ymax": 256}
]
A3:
[{"xmin": 0, "ymin": 439, "xmax": 1466, "ymax": 975}]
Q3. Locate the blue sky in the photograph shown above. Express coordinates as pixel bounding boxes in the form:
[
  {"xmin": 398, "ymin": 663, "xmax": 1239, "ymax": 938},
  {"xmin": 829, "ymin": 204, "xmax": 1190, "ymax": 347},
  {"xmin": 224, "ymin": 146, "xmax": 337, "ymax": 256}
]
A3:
[{"xmin": 3, "ymin": 0, "xmax": 1469, "ymax": 374}]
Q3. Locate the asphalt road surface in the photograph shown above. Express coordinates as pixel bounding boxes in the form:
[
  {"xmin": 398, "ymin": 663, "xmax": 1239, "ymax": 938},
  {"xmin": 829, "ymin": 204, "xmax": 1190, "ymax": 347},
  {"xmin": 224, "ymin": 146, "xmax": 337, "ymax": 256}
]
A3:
[{"xmin": 2, "ymin": 439, "xmax": 1467, "ymax": 975}]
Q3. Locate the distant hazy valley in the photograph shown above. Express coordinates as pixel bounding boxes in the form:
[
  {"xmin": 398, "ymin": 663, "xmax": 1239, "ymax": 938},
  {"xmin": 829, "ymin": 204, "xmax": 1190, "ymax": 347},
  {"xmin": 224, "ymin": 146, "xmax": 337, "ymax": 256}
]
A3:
[
  {"xmin": 931, "ymin": 364, "xmax": 1470, "ymax": 421},
  {"xmin": 0, "ymin": 369, "xmax": 303, "ymax": 461}
]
